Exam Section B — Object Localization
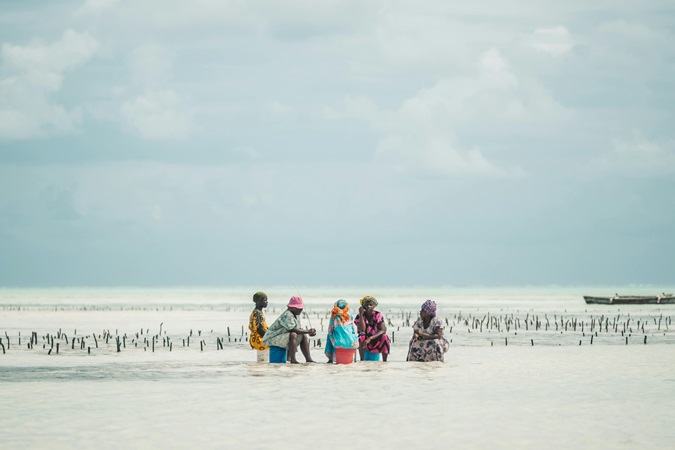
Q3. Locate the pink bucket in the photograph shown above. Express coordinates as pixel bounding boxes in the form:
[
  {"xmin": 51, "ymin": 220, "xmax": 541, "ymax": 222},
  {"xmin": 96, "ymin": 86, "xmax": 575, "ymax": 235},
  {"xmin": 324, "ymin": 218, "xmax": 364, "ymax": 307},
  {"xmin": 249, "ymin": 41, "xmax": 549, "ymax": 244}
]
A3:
[{"xmin": 335, "ymin": 348, "xmax": 356, "ymax": 365}]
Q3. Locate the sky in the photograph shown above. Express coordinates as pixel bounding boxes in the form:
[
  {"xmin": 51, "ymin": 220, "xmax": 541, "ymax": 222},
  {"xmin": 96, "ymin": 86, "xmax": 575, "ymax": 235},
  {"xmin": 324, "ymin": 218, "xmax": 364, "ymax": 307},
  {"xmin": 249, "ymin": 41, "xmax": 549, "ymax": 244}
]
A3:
[{"xmin": 0, "ymin": 0, "xmax": 674, "ymax": 287}]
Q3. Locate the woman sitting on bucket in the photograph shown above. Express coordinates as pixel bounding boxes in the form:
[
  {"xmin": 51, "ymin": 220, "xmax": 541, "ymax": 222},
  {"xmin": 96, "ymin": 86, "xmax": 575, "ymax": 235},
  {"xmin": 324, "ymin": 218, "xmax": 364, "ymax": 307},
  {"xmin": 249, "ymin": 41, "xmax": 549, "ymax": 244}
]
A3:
[{"xmin": 354, "ymin": 295, "xmax": 390, "ymax": 361}]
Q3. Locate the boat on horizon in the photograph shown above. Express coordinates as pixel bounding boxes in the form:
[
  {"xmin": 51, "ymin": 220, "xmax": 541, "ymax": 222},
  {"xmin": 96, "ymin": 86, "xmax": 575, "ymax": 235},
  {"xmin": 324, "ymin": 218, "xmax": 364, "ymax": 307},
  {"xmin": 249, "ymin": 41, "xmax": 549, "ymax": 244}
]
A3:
[{"xmin": 583, "ymin": 293, "xmax": 675, "ymax": 305}]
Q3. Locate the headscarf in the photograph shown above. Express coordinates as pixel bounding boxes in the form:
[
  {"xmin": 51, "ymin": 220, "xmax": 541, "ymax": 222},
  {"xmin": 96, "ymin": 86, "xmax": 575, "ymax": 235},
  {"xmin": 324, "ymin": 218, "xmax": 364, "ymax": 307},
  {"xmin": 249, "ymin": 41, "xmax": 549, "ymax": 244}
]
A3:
[
  {"xmin": 359, "ymin": 295, "xmax": 378, "ymax": 307},
  {"xmin": 331, "ymin": 299, "xmax": 350, "ymax": 322},
  {"xmin": 421, "ymin": 299, "xmax": 437, "ymax": 318},
  {"xmin": 253, "ymin": 291, "xmax": 267, "ymax": 304}
]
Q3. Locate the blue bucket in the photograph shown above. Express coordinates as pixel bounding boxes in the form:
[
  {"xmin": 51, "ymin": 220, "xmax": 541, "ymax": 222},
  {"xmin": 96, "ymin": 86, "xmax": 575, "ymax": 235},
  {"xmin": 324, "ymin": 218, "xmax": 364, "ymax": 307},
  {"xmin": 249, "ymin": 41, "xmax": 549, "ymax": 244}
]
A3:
[
  {"xmin": 269, "ymin": 346, "xmax": 287, "ymax": 364},
  {"xmin": 363, "ymin": 350, "xmax": 381, "ymax": 361}
]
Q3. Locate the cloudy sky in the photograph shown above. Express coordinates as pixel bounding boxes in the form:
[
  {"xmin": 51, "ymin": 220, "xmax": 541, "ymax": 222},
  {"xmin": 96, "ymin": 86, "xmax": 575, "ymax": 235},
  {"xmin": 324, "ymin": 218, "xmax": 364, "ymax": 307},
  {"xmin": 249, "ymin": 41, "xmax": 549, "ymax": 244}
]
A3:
[{"xmin": 1, "ymin": 0, "xmax": 673, "ymax": 287}]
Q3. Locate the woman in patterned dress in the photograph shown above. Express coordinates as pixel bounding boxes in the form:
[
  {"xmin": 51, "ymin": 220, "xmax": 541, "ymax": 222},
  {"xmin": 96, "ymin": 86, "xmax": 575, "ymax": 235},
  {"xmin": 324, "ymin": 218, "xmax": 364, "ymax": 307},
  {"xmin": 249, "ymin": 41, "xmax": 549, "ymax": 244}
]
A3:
[
  {"xmin": 354, "ymin": 295, "xmax": 390, "ymax": 362},
  {"xmin": 325, "ymin": 299, "xmax": 359, "ymax": 363},
  {"xmin": 407, "ymin": 299, "xmax": 449, "ymax": 362},
  {"xmin": 248, "ymin": 291, "xmax": 268, "ymax": 351}
]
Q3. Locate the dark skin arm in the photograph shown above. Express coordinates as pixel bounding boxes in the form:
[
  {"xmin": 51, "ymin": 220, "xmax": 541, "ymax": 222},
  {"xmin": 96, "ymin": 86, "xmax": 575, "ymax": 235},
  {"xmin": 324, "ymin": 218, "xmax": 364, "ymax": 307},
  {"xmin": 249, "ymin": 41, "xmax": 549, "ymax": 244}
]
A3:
[
  {"xmin": 256, "ymin": 312, "xmax": 265, "ymax": 336},
  {"xmin": 365, "ymin": 321, "xmax": 386, "ymax": 345},
  {"xmin": 290, "ymin": 327, "xmax": 317, "ymax": 337},
  {"xmin": 357, "ymin": 304, "xmax": 387, "ymax": 344},
  {"xmin": 415, "ymin": 326, "xmax": 443, "ymax": 340},
  {"xmin": 357, "ymin": 307, "xmax": 367, "ymax": 333}
]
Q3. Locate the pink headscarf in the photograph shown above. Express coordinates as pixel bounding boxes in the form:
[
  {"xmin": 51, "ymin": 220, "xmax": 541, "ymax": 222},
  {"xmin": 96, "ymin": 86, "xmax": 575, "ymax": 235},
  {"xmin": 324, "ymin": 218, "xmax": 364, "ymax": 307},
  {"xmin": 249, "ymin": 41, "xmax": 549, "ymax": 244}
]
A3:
[
  {"xmin": 287, "ymin": 296, "xmax": 304, "ymax": 309},
  {"xmin": 421, "ymin": 299, "xmax": 437, "ymax": 318}
]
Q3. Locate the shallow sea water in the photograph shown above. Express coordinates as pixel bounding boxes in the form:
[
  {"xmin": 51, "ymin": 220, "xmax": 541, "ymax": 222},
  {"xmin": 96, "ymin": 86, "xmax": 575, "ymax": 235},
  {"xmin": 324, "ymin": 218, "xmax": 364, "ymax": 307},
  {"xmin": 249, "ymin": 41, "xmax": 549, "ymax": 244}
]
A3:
[{"xmin": 1, "ymin": 287, "xmax": 675, "ymax": 449}]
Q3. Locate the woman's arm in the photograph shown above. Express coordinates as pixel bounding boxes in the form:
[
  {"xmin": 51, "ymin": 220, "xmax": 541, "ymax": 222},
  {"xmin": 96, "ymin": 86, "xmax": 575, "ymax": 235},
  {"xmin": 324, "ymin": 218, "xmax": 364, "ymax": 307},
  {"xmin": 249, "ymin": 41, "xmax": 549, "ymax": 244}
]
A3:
[
  {"xmin": 356, "ymin": 307, "xmax": 366, "ymax": 333},
  {"xmin": 416, "ymin": 326, "xmax": 443, "ymax": 340},
  {"xmin": 290, "ymin": 327, "xmax": 317, "ymax": 336},
  {"xmin": 365, "ymin": 320, "xmax": 386, "ymax": 344},
  {"xmin": 255, "ymin": 311, "xmax": 266, "ymax": 336}
]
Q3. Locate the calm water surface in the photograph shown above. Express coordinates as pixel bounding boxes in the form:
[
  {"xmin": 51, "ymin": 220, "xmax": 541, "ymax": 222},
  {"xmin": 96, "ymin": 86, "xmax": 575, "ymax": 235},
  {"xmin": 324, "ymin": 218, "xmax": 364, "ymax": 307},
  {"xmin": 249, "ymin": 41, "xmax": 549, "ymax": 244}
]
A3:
[{"xmin": 1, "ymin": 288, "xmax": 674, "ymax": 449}]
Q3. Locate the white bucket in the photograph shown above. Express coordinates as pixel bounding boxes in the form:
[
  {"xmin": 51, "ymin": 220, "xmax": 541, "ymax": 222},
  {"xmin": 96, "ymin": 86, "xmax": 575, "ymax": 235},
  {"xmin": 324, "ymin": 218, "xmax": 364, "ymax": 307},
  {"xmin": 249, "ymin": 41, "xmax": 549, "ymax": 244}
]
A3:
[{"xmin": 256, "ymin": 350, "xmax": 269, "ymax": 363}]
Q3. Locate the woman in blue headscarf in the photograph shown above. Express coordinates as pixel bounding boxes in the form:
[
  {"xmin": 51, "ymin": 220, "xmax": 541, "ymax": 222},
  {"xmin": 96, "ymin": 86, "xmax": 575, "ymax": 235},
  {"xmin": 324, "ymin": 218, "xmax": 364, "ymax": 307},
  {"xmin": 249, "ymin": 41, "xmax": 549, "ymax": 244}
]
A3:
[
  {"xmin": 325, "ymin": 299, "xmax": 359, "ymax": 363},
  {"xmin": 407, "ymin": 299, "xmax": 449, "ymax": 362}
]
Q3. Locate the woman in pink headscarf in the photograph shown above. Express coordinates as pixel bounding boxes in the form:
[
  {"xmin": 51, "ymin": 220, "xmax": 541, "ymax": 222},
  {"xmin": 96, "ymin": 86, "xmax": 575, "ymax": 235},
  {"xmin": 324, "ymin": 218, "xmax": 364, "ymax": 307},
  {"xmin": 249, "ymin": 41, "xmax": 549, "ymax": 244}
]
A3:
[
  {"xmin": 263, "ymin": 296, "xmax": 317, "ymax": 363},
  {"xmin": 407, "ymin": 300, "xmax": 449, "ymax": 362}
]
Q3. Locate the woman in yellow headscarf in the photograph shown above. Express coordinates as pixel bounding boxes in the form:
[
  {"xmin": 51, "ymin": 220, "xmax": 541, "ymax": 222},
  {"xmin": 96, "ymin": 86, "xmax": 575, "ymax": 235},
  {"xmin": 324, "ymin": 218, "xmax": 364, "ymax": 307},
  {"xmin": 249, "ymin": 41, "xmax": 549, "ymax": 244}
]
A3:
[{"xmin": 354, "ymin": 295, "xmax": 390, "ymax": 361}]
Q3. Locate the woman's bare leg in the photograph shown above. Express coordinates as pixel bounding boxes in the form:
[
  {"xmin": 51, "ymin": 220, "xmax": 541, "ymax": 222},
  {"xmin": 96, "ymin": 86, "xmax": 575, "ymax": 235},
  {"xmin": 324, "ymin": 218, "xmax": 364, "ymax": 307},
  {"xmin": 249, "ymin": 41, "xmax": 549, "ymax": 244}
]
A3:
[
  {"xmin": 300, "ymin": 334, "xmax": 315, "ymax": 362},
  {"xmin": 288, "ymin": 332, "xmax": 299, "ymax": 363}
]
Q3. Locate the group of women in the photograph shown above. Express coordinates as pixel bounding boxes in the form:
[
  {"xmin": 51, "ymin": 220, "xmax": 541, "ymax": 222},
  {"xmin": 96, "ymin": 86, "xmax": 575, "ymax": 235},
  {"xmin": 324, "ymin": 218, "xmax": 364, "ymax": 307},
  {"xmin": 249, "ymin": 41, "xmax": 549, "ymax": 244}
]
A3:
[{"xmin": 248, "ymin": 292, "xmax": 449, "ymax": 363}]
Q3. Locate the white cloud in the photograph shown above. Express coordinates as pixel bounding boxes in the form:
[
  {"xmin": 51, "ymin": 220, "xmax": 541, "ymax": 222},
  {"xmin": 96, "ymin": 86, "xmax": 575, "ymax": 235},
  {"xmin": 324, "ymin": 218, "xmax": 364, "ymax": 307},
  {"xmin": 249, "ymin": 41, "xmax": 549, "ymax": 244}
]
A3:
[
  {"xmin": 0, "ymin": 30, "xmax": 99, "ymax": 139},
  {"xmin": 127, "ymin": 43, "xmax": 174, "ymax": 85},
  {"xmin": 75, "ymin": 0, "xmax": 120, "ymax": 15},
  {"xmin": 151, "ymin": 204, "xmax": 163, "ymax": 221},
  {"xmin": 72, "ymin": 0, "xmax": 259, "ymax": 33},
  {"xmin": 264, "ymin": 101, "xmax": 294, "ymax": 115},
  {"xmin": 331, "ymin": 48, "xmax": 568, "ymax": 177},
  {"xmin": 322, "ymin": 96, "xmax": 378, "ymax": 121},
  {"xmin": 529, "ymin": 26, "xmax": 574, "ymax": 55},
  {"xmin": 370, "ymin": 13, "xmax": 501, "ymax": 71},
  {"xmin": 74, "ymin": 0, "xmax": 377, "ymax": 37},
  {"xmin": 120, "ymin": 90, "xmax": 194, "ymax": 140},
  {"xmin": 592, "ymin": 134, "xmax": 675, "ymax": 175},
  {"xmin": 375, "ymin": 131, "xmax": 509, "ymax": 177},
  {"xmin": 2, "ymin": 29, "xmax": 99, "ymax": 75},
  {"xmin": 260, "ymin": 101, "xmax": 297, "ymax": 123}
]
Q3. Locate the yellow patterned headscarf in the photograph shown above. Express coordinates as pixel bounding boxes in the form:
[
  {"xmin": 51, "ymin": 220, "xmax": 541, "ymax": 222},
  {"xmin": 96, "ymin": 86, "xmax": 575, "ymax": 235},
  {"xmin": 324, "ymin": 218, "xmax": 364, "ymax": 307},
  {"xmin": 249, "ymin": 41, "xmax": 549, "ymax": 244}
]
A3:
[{"xmin": 359, "ymin": 295, "xmax": 378, "ymax": 307}]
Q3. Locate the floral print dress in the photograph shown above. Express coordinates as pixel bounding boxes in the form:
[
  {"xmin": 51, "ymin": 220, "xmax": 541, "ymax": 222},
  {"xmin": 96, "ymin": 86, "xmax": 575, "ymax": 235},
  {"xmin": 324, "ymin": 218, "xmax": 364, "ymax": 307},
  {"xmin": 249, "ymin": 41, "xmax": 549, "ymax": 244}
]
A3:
[
  {"xmin": 248, "ymin": 309, "xmax": 268, "ymax": 350},
  {"xmin": 262, "ymin": 309, "xmax": 302, "ymax": 349},
  {"xmin": 407, "ymin": 316, "xmax": 449, "ymax": 362}
]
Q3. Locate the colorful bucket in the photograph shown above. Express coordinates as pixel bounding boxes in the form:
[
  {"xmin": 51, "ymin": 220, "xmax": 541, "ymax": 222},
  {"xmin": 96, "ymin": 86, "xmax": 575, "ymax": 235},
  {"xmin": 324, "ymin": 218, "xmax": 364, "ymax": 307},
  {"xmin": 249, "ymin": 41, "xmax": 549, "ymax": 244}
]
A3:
[
  {"xmin": 335, "ymin": 348, "xmax": 356, "ymax": 365},
  {"xmin": 269, "ymin": 346, "xmax": 287, "ymax": 364},
  {"xmin": 256, "ymin": 350, "xmax": 269, "ymax": 363},
  {"xmin": 363, "ymin": 350, "xmax": 381, "ymax": 361}
]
